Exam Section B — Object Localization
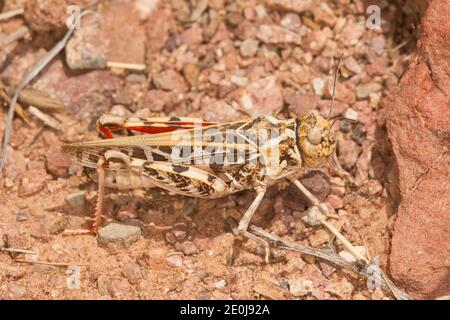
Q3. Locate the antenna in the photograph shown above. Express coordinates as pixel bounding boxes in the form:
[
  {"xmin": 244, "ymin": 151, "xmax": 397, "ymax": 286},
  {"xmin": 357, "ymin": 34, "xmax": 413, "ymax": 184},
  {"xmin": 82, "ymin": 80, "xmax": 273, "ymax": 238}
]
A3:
[{"xmin": 327, "ymin": 54, "xmax": 344, "ymax": 121}]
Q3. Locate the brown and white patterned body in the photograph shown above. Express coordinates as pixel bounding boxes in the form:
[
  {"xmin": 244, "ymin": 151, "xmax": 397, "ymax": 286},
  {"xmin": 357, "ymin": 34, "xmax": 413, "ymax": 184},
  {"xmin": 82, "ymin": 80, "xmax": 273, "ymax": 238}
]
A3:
[
  {"xmin": 62, "ymin": 111, "xmax": 335, "ymax": 235},
  {"xmin": 64, "ymin": 113, "xmax": 335, "ymax": 199}
]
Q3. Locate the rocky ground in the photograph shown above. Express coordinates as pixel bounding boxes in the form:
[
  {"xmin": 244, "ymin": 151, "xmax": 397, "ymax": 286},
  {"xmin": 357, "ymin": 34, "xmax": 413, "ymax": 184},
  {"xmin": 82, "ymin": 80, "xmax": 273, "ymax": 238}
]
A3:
[{"xmin": 0, "ymin": 0, "xmax": 446, "ymax": 300}]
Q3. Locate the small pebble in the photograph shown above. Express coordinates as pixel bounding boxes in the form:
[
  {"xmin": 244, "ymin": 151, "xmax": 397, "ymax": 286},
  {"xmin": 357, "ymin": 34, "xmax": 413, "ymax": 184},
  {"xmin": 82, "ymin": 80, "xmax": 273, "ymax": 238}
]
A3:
[
  {"xmin": 309, "ymin": 229, "xmax": 329, "ymax": 247},
  {"xmin": 289, "ymin": 277, "xmax": 314, "ymax": 297},
  {"xmin": 8, "ymin": 283, "xmax": 27, "ymax": 298},
  {"xmin": 165, "ymin": 231, "xmax": 177, "ymax": 245},
  {"xmin": 175, "ymin": 241, "xmax": 199, "ymax": 256},
  {"xmin": 280, "ymin": 13, "xmax": 301, "ymax": 30},
  {"xmin": 326, "ymin": 194, "xmax": 344, "ymax": 209},
  {"xmin": 97, "ymin": 275, "xmax": 110, "ymax": 296},
  {"xmin": 173, "ymin": 230, "xmax": 187, "ymax": 241},
  {"xmin": 324, "ymin": 277, "xmax": 354, "ymax": 299},
  {"xmin": 230, "ymin": 75, "xmax": 249, "ymax": 87},
  {"xmin": 312, "ymin": 77, "xmax": 325, "ymax": 96},
  {"xmin": 344, "ymin": 107, "xmax": 359, "ymax": 121},
  {"xmin": 330, "ymin": 177, "xmax": 346, "ymax": 197},
  {"xmin": 16, "ymin": 211, "xmax": 29, "ymax": 222},
  {"xmin": 183, "ymin": 63, "xmax": 200, "ymax": 88},
  {"xmin": 343, "ymin": 56, "xmax": 362, "ymax": 74},
  {"xmin": 302, "ymin": 206, "xmax": 324, "ymax": 227},
  {"xmin": 240, "ymin": 39, "xmax": 259, "ymax": 57},
  {"xmin": 166, "ymin": 254, "xmax": 183, "ymax": 268},
  {"xmin": 213, "ymin": 279, "xmax": 227, "ymax": 289},
  {"xmin": 98, "ymin": 223, "xmax": 141, "ymax": 247},
  {"xmin": 65, "ymin": 191, "xmax": 86, "ymax": 209}
]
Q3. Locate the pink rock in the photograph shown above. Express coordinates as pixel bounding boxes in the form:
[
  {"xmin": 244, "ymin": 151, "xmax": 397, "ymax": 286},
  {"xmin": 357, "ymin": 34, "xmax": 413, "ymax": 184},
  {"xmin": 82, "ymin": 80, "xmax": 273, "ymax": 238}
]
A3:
[
  {"xmin": 324, "ymin": 79, "xmax": 356, "ymax": 105},
  {"xmin": 256, "ymin": 25, "xmax": 302, "ymax": 45},
  {"xmin": 312, "ymin": 4, "xmax": 336, "ymax": 27},
  {"xmin": 116, "ymin": 202, "xmax": 138, "ymax": 222},
  {"xmin": 143, "ymin": 90, "xmax": 175, "ymax": 112},
  {"xmin": 121, "ymin": 262, "xmax": 142, "ymax": 285},
  {"xmin": 233, "ymin": 77, "xmax": 283, "ymax": 117},
  {"xmin": 146, "ymin": 9, "xmax": 173, "ymax": 52},
  {"xmin": 270, "ymin": 219, "xmax": 289, "ymax": 237},
  {"xmin": 24, "ymin": 0, "xmax": 67, "ymax": 33},
  {"xmin": 20, "ymin": 169, "xmax": 47, "ymax": 197},
  {"xmin": 302, "ymin": 30, "xmax": 328, "ymax": 54},
  {"xmin": 299, "ymin": 170, "xmax": 330, "ymax": 202},
  {"xmin": 280, "ymin": 13, "xmax": 302, "ymax": 31},
  {"xmin": 317, "ymin": 100, "xmax": 348, "ymax": 119},
  {"xmin": 100, "ymin": 2, "xmax": 147, "ymax": 65},
  {"xmin": 324, "ymin": 277, "xmax": 354, "ymax": 299},
  {"xmin": 343, "ymin": 56, "xmax": 362, "ymax": 75},
  {"xmin": 337, "ymin": 138, "xmax": 361, "ymax": 170},
  {"xmin": 309, "ymin": 229, "xmax": 329, "ymax": 247},
  {"xmin": 326, "ymin": 194, "xmax": 344, "ymax": 210},
  {"xmin": 286, "ymin": 93, "xmax": 319, "ymax": 115},
  {"xmin": 32, "ymin": 59, "xmax": 120, "ymax": 117},
  {"xmin": 153, "ymin": 69, "xmax": 188, "ymax": 93},
  {"xmin": 386, "ymin": 0, "xmax": 450, "ymax": 299},
  {"xmin": 196, "ymin": 99, "xmax": 242, "ymax": 122},
  {"xmin": 180, "ymin": 23, "xmax": 204, "ymax": 47},
  {"xmin": 165, "ymin": 231, "xmax": 177, "ymax": 245},
  {"xmin": 175, "ymin": 241, "xmax": 200, "ymax": 256},
  {"xmin": 46, "ymin": 144, "xmax": 71, "ymax": 177}
]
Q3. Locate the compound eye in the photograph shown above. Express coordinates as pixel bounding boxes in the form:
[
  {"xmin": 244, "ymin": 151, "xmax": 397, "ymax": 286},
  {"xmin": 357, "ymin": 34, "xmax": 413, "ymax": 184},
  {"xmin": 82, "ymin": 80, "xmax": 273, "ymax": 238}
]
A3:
[{"xmin": 307, "ymin": 127, "xmax": 322, "ymax": 145}]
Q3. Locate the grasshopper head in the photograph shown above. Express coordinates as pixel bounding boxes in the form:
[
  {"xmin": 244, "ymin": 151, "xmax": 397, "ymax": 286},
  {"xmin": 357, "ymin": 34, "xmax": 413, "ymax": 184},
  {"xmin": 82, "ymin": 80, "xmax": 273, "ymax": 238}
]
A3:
[{"xmin": 297, "ymin": 111, "xmax": 336, "ymax": 168}]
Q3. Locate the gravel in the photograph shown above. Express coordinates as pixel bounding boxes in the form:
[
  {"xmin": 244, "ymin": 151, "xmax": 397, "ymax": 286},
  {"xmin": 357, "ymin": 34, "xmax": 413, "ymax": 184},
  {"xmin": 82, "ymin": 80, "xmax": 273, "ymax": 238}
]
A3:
[{"xmin": 98, "ymin": 223, "xmax": 141, "ymax": 247}]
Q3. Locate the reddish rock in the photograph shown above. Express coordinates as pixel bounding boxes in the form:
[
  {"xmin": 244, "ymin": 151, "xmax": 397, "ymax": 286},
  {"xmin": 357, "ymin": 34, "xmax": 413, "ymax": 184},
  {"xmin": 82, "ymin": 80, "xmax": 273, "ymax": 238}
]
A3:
[
  {"xmin": 196, "ymin": 99, "xmax": 242, "ymax": 122},
  {"xmin": 326, "ymin": 194, "xmax": 343, "ymax": 210},
  {"xmin": 337, "ymin": 138, "xmax": 361, "ymax": 170},
  {"xmin": 286, "ymin": 93, "xmax": 319, "ymax": 115},
  {"xmin": 24, "ymin": 0, "xmax": 68, "ymax": 33},
  {"xmin": 317, "ymin": 100, "xmax": 348, "ymax": 119},
  {"xmin": 386, "ymin": 0, "xmax": 450, "ymax": 299},
  {"xmin": 302, "ymin": 30, "xmax": 328, "ymax": 54},
  {"xmin": 33, "ymin": 60, "xmax": 120, "ymax": 117},
  {"xmin": 101, "ymin": 3, "xmax": 147, "ymax": 65},
  {"xmin": 233, "ymin": 77, "xmax": 283, "ymax": 117},
  {"xmin": 116, "ymin": 202, "xmax": 138, "ymax": 222},
  {"xmin": 153, "ymin": 69, "xmax": 188, "ymax": 93},
  {"xmin": 143, "ymin": 90, "xmax": 175, "ymax": 112},
  {"xmin": 180, "ymin": 23, "xmax": 203, "ymax": 47},
  {"xmin": 324, "ymin": 80, "xmax": 356, "ymax": 105},
  {"xmin": 280, "ymin": 13, "xmax": 301, "ymax": 31},
  {"xmin": 121, "ymin": 262, "xmax": 143, "ymax": 285},
  {"xmin": 20, "ymin": 169, "xmax": 48, "ymax": 197},
  {"xmin": 175, "ymin": 241, "xmax": 200, "ymax": 256},
  {"xmin": 299, "ymin": 170, "xmax": 330, "ymax": 202},
  {"xmin": 312, "ymin": 4, "xmax": 336, "ymax": 27},
  {"xmin": 46, "ymin": 144, "xmax": 71, "ymax": 177},
  {"xmin": 146, "ymin": 9, "xmax": 173, "ymax": 52}
]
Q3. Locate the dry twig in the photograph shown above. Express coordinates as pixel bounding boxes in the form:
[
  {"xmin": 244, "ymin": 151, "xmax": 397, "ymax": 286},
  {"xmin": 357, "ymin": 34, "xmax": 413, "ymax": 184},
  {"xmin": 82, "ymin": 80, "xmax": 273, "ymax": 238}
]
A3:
[
  {"xmin": 6, "ymin": 87, "xmax": 65, "ymax": 112},
  {"xmin": 27, "ymin": 106, "xmax": 63, "ymax": 131},
  {"xmin": 15, "ymin": 259, "xmax": 88, "ymax": 267},
  {"xmin": 0, "ymin": 8, "xmax": 24, "ymax": 21},
  {"xmin": 1, "ymin": 247, "xmax": 37, "ymax": 255},
  {"xmin": 248, "ymin": 225, "xmax": 412, "ymax": 300}
]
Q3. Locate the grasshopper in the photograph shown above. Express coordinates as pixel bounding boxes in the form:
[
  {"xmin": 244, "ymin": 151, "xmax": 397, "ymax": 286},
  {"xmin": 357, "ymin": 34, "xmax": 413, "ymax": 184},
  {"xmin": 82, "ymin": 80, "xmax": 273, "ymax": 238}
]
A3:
[{"xmin": 62, "ymin": 111, "xmax": 336, "ymax": 240}]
